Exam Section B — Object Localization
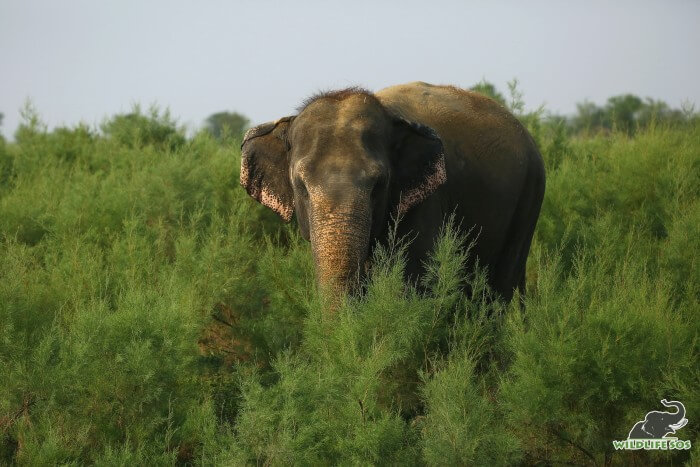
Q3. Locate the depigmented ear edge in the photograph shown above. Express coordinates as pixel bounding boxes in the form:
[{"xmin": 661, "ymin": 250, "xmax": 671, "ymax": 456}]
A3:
[
  {"xmin": 258, "ymin": 185, "xmax": 294, "ymax": 222},
  {"xmin": 397, "ymin": 154, "xmax": 446, "ymax": 216},
  {"xmin": 390, "ymin": 117, "xmax": 447, "ymax": 216},
  {"xmin": 240, "ymin": 116, "xmax": 295, "ymax": 222}
]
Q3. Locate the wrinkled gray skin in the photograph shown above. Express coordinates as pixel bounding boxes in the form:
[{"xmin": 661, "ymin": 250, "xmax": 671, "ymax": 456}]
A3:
[
  {"xmin": 628, "ymin": 400, "xmax": 688, "ymax": 439},
  {"xmin": 240, "ymin": 82, "xmax": 545, "ymax": 303}
]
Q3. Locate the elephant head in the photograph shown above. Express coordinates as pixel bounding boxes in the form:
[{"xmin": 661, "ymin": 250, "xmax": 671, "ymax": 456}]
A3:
[
  {"xmin": 627, "ymin": 399, "xmax": 688, "ymax": 439},
  {"xmin": 240, "ymin": 88, "xmax": 445, "ymax": 299}
]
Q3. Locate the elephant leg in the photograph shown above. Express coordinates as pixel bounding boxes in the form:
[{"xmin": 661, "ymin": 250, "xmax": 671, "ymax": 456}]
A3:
[
  {"xmin": 491, "ymin": 224, "xmax": 531, "ymax": 302},
  {"xmin": 492, "ymin": 162, "xmax": 545, "ymax": 303},
  {"xmin": 396, "ymin": 195, "xmax": 446, "ymax": 287}
]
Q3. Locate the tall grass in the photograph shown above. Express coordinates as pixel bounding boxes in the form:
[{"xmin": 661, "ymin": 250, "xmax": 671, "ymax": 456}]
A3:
[{"xmin": 0, "ymin": 105, "xmax": 697, "ymax": 465}]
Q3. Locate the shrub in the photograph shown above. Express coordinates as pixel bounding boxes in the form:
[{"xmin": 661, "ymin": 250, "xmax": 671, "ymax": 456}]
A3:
[{"xmin": 0, "ymin": 104, "xmax": 697, "ymax": 465}]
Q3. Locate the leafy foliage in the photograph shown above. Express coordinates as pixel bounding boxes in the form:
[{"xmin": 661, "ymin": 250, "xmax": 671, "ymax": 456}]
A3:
[
  {"xmin": 0, "ymin": 93, "xmax": 698, "ymax": 465},
  {"xmin": 570, "ymin": 95, "xmax": 691, "ymax": 135},
  {"xmin": 471, "ymin": 80, "xmax": 696, "ymax": 136},
  {"xmin": 101, "ymin": 105, "xmax": 186, "ymax": 151},
  {"xmin": 204, "ymin": 111, "xmax": 250, "ymax": 142}
]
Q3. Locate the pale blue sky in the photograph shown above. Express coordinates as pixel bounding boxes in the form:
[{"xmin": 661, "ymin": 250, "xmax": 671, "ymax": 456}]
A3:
[{"xmin": 1, "ymin": 0, "xmax": 698, "ymax": 138}]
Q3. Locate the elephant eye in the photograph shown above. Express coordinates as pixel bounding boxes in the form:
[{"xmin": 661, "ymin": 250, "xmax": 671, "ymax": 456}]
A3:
[{"xmin": 361, "ymin": 128, "xmax": 384, "ymax": 152}]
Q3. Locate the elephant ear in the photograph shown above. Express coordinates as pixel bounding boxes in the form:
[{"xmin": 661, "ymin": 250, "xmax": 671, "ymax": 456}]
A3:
[
  {"xmin": 390, "ymin": 117, "xmax": 446, "ymax": 216},
  {"xmin": 240, "ymin": 116, "xmax": 295, "ymax": 222}
]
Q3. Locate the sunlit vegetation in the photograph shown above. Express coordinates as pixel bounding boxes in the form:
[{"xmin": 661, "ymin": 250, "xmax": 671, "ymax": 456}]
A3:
[{"xmin": 0, "ymin": 85, "xmax": 698, "ymax": 464}]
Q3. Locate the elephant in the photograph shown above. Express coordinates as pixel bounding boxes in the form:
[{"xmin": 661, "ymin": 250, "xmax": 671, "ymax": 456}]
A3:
[
  {"xmin": 240, "ymin": 82, "xmax": 545, "ymax": 303},
  {"xmin": 627, "ymin": 400, "xmax": 688, "ymax": 439}
]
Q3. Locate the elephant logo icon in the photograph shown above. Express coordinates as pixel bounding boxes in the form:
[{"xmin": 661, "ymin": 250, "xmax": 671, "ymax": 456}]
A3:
[{"xmin": 627, "ymin": 399, "xmax": 688, "ymax": 440}]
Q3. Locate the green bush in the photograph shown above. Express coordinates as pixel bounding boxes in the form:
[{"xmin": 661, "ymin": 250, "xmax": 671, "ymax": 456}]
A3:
[
  {"xmin": 0, "ymin": 104, "xmax": 697, "ymax": 465},
  {"xmin": 101, "ymin": 106, "xmax": 186, "ymax": 151},
  {"xmin": 502, "ymin": 224, "xmax": 698, "ymax": 465}
]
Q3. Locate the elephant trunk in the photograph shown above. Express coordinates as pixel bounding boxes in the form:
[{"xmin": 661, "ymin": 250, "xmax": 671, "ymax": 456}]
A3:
[
  {"xmin": 309, "ymin": 199, "xmax": 371, "ymax": 304},
  {"xmin": 660, "ymin": 399, "xmax": 686, "ymax": 427}
]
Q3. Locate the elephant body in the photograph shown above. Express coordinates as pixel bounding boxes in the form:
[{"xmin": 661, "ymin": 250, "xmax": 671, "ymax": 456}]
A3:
[
  {"xmin": 375, "ymin": 83, "xmax": 545, "ymax": 298},
  {"xmin": 241, "ymin": 82, "xmax": 545, "ymax": 302}
]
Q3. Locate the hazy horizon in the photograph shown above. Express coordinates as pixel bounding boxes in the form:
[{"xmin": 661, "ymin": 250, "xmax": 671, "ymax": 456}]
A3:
[{"xmin": 1, "ymin": 0, "xmax": 699, "ymax": 139}]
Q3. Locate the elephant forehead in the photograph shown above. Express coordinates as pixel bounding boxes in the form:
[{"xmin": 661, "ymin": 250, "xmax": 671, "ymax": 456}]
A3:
[
  {"xmin": 335, "ymin": 107, "xmax": 387, "ymax": 130},
  {"xmin": 304, "ymin": 93, "xmax": 385, "ymax": 115},
  {"xmin": 294, "ymin": 97, "xmax": 389, "ymax": 136}
]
